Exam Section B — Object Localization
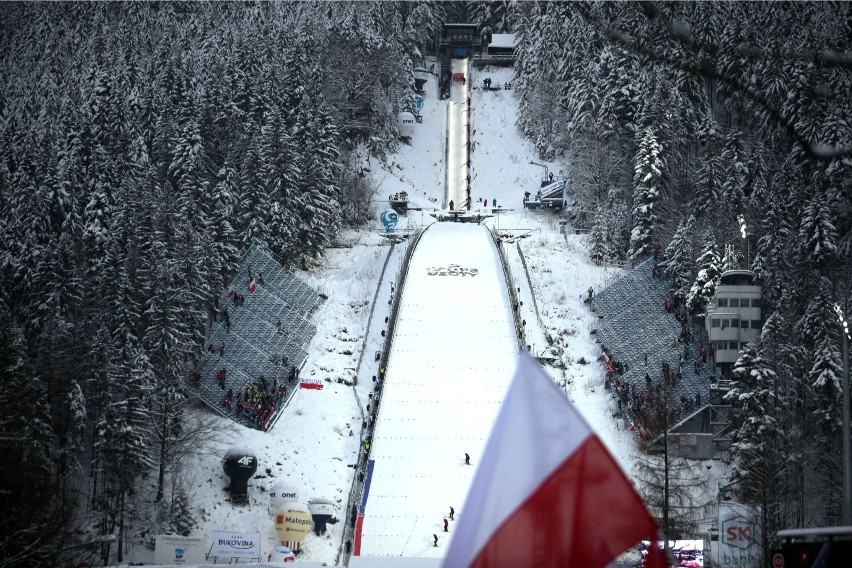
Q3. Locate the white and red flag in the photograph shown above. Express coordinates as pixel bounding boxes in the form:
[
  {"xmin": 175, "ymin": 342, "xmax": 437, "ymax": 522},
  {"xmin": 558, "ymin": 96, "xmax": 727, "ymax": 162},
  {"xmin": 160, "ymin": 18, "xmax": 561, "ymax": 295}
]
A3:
[
  {"xmin": 248, "ymin": 278, "xmax": 257, "ymax": 293},
  {"xmin": 443, "ymin": 351, "xmax": 663, "ymax": 568},
  {"xmin": 227, "ymin": 284, "xmax": 236, "ymax": 298}
]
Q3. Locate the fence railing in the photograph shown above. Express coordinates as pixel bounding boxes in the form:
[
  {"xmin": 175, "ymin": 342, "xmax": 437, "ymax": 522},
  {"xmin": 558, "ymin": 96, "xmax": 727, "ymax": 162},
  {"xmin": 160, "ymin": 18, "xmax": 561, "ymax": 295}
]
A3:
[{"xmin": 337, "ymin": 227, "xmax": 427, "ymax": 565}]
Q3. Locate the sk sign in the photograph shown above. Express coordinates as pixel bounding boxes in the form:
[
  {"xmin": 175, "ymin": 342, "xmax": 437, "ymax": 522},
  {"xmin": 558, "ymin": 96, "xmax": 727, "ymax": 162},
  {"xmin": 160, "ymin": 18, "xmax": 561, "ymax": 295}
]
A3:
[{"xmin": 722, "ymin": 515, "xmax": 756, "ymax": 550}]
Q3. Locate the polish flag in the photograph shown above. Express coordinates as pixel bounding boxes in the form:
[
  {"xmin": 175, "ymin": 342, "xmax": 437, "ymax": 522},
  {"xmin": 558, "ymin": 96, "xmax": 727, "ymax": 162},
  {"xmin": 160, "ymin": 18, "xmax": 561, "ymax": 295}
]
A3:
[
  {"xmin": 248, "ymin": 279, "xmax": 257, "ymax": 293},
  {"xmin": 443, "ymin": 351, "xmax": 664, "ymax": 568}
]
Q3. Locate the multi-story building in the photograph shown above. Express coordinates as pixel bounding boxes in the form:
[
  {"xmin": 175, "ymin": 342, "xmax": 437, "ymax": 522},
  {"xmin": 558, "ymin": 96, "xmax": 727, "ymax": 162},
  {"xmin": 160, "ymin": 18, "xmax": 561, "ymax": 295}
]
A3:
[{"xmin": 704, "ymin": 270, "xmax": 762, "ymax": 377}]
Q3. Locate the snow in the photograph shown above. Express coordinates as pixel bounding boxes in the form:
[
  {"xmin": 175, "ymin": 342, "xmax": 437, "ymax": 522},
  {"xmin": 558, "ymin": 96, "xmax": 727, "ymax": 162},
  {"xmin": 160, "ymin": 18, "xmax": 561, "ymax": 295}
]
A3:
[
  {"xmin": 488, "ymin": 34, "xmax": 517, "ymax": 50},
  {"xmin": 129, "ymin": 62, "xmax": 726, "ymax": 566}
]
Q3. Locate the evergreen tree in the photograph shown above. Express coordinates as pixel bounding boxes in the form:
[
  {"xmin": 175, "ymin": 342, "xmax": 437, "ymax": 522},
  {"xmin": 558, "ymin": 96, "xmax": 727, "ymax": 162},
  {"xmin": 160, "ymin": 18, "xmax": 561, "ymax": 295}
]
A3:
[
  {"xmin": 629, "ymin": 127, "xmax": 664, "ymax": 261},
  {"xmin": 725, "ymin": 339, "xmax": 786, "ymax": 563},
  {"xmin": 720, "ymin": 129, "xmax": 749, "ymax": 218},
  {"xmin": 589, "ymin": 207, "xmax": 608, "ymax": 266},
  {"xmin": 664, "ymin": 215, "xmax": 695, "ymax": 301},
  {"xmin": 292, "ymin": 88, "xmax": 342, "ymax": 266},
  {"xmin": 798, "ymin": 189, "xmax": 838, "ymax": 272},
  {"xmin": 686, "ymin": 232, "xmax": 721, "ymax": 316}
]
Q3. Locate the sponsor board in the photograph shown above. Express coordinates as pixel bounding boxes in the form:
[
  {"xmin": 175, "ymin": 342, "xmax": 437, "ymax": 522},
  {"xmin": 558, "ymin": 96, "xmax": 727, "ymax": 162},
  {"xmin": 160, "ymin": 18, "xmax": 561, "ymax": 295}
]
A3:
[
  {"xmin": 210, "ymin": 531, "xmax": 261, "ymax": 559},
  {"xmin": 719, "ymin": 503, "xmax": 761, "ymax": 567},
  {"xmin": 300, "ymin": 378, "xmax": 324, "ymax": 390},
  {"xmin": 154, "ymin": 535, "xmax": 206, "ymax": 565}
]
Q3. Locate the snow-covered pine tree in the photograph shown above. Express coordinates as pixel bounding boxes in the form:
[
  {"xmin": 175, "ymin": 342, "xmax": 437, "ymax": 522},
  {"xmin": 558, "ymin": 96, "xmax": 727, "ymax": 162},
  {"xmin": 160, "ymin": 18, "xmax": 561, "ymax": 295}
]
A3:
[
  {"xmin": 236, "ymin": 135, "xmax": 272, "ymax": 251},
  {"xmin": 259, "ymin": 107, "xmax": 299, "ymax": 259},
  {"xmin": 629, "ymin": 127, "xmax": 664, "ymax": 261},
  {"xmin": 686, "ymin": 232, "xmax": 721, "ymax": 316},
  {"xmin": 724, "ymin": 338, "xmax": 786, "ymax": 562},
  {"xmin": 664, "ymin": 215, "xmax": 695, "ymax": 302},
  {"xmin": 691, "ymin": 125, "xmax": 723, "ymax": 223},
  {"xmin": 589, "ymin": 207, "xmax": 608, "ymax": 266},
  {"xmin": 292, "ymin": 84, "xmax": 343, "ymax": 266},
  {"xmin": 95, "ymin": 343, "xmax": 153, "ymax": 564},
  {"xmin": 0, "ymin": 303, "xmax": 62, "ymax": 565},
  {"xmin": 208, "ymin": 160, "xmax": 241, "ymax": 283},
  {"xmin": 720, "ymin": 129, "xmax": 748, "ymax": 218},
  {"xmin": 798, "ymin": 189, "xmax": 838, "ymax": 272}
]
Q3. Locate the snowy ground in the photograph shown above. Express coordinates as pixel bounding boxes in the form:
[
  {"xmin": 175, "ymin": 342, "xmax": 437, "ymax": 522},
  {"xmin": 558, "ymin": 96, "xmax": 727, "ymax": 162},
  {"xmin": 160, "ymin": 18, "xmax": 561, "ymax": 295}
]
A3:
[{"xmin": 129, "ymin": 63, "xmax": 725, "ymax": 566}]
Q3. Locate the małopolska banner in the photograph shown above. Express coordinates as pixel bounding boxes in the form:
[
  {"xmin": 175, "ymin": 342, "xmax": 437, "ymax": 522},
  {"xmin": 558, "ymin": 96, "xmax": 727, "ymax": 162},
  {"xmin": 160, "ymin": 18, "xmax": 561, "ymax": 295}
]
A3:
[
  {"xmin": 210, "ymin": 531, "xmax": 261, "ymax": 559},
  {"xmin": 154, "ymin": 535, "xmax": 206, "ymax": 565},
  {"xmin": 719, "ymin": 503, "xmax": 761, "ymax": 567}
]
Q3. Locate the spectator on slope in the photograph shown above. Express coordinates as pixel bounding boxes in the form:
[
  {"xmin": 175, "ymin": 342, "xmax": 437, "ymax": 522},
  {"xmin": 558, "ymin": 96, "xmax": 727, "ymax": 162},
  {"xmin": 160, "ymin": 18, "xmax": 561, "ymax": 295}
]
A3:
[
  {"xmin": 465, "ymin": 453, "xmax": 471, "ymax": 465},
  {"xmin": 449, "ymin": 506, "xmax": 454, "ymax": 520}
]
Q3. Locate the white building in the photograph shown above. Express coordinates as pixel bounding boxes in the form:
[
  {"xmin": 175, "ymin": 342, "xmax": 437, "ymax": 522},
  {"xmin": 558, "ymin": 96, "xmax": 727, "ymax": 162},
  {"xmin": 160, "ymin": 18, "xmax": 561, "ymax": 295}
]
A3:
[{"xmin": 705, "ymin": 270, "xmax": 762, "ymax": 375}]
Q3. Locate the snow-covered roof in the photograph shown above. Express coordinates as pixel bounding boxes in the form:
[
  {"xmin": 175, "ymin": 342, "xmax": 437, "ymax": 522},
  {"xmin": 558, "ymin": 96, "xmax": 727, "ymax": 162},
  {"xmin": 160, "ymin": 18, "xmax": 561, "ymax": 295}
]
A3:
[{"xmin": 489, "ymin": 33, "xmax": 517, "ymax": 49}]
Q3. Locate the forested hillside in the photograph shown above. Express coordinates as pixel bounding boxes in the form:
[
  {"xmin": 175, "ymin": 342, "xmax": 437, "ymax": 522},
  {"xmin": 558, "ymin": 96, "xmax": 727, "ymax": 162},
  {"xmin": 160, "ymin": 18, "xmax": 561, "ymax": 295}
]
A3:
[
  {"xmin": 0, "ymin": 2, "xmax": 447, "ymax": 565},
  {"xmin": 512, "ymin": 0, "xmax": 852, "ymax": 550},
  {"xmin": 0, "ymin": 1, "xmax": 850, "ymax": 566}
]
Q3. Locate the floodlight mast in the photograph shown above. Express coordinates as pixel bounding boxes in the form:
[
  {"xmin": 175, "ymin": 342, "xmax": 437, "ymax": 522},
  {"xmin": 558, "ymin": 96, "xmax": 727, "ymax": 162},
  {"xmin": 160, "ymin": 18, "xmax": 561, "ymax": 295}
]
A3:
[{"xmin": 528, "ymin": 160, "xmax": 549, "ymax": 181}]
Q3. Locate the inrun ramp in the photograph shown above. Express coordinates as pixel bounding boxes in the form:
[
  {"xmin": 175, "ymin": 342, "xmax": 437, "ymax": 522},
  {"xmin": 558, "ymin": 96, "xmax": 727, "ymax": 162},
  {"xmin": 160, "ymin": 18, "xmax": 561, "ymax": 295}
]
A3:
[
  {"xmin": 446, "ymin": 58, "xmax": 470, "ymax": 211},
  {"xmin": 356, "ymin": 222, "xmax": 518, "ymax": 558}
]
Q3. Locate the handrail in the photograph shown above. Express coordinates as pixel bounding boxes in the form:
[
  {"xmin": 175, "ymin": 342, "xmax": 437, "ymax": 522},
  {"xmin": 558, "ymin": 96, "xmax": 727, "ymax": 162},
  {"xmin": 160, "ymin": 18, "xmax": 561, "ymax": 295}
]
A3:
[{"xmin": 488, "ymin": 225, "xmax": 525, "ymax": 351}]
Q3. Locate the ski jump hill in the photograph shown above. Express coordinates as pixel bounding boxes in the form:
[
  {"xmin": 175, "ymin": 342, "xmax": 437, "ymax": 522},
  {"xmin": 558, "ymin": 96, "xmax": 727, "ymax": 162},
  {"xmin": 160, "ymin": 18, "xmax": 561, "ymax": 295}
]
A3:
[{"xmin": 352, "ymin": 58, "xmax": 522, "ymax": 562}]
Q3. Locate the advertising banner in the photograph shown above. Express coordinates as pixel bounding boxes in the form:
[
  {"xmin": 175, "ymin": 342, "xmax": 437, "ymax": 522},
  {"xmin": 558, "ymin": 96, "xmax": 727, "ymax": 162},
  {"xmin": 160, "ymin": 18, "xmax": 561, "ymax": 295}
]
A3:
[
  {"xmin": 719, "ymin": 503, "xmax": 761, "ymax": 567},
  {"xmin": 210, "ymin": 531, "xmax": 261, "ymax": 559},
  {"xmin": 154, "ymin": 535, "xmax": 206, "ymax": 565}
]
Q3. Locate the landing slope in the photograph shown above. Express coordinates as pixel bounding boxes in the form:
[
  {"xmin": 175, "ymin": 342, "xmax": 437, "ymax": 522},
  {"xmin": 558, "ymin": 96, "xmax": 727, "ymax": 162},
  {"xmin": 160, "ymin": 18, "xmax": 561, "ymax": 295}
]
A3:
[{"xmin": 357, "ymin": 222, "xmax": 518, "ymax": 558}]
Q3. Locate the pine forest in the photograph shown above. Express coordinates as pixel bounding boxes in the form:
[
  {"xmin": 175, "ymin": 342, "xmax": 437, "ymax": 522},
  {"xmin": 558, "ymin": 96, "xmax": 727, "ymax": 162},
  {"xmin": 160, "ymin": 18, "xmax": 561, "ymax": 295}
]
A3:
[{"xmin": 0, "ymin": 2, "xmax": 850, "ymax": 566}]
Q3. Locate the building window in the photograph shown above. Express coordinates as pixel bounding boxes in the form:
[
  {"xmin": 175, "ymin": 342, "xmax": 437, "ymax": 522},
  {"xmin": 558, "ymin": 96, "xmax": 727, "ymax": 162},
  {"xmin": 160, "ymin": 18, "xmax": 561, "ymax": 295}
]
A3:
[
  {"xmin": 752, "ymin": 298, "xmax": 761, "ymax": 308},
  {"xmin": 740, "ymin": 320, "xmax": 749, "ymax": 329},
  {"xmin": 751, "ymin": 320, "xmax": 761, "ymax": 329},
  {"xmin": 722, "ymin": 319, "xmax": 730, "ymax": 329},
  {"xmin": 712, "ymin": 319, "xmax": 720, "ymax": 328},
  {"xmin": 731, "ymin": 318, "xmax": 740, "ymax": 328},
  {"xmin": 730, "ymin": 298, "xmax": 740, "ymax": 308},
  {"xmin": 740, "ymin": 342, "xmax": 749, "ymax": 350},
  {"xmin": 731, "ymin": 341, "xmax": 741, "ymax": 350},
  {"xmin": 740, "ymin": 298, "xmax": 750, "ymax": 308},
  {"xmin": 718, "ymin": 298, "xmax": 729, "ymax": 308}
]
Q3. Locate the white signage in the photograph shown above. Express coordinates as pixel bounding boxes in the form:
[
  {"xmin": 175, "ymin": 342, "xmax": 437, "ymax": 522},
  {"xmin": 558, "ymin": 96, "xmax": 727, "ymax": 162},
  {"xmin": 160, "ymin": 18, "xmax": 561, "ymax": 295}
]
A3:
[
  {"xmin": 211, "ymin": 531, "xmax": 261, "ymax": 559},
  {"xmin": 154, "ymin": 535, "xmax": 206, "ymax": 565},
  {"xmin": 719, "ymin": 503, "xmax": 761, "ymax": 567}
]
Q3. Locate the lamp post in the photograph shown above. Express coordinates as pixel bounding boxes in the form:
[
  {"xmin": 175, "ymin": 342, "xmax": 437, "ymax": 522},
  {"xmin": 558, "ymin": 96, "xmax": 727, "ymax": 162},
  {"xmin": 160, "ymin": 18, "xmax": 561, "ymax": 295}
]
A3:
[{"xmin": 835, "ymin": 303, "xmax": 851, "ymax": 524}]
